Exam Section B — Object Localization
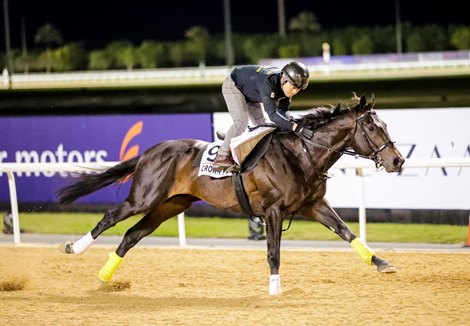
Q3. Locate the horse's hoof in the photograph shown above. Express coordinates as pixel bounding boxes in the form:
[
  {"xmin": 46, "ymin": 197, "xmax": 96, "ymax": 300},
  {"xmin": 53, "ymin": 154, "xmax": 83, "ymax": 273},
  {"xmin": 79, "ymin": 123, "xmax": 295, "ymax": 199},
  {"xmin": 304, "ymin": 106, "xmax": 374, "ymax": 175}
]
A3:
[
  {"xmin": 378, "ymin": 264, "xmax": 397, "ymax": 273},
  {"xmin": 58, "ymin": 241, "xmax": 74, "ymax": 254},
  {"xmin": 372, "ymin": 255, "xmax": 397, "ymax": 273}
]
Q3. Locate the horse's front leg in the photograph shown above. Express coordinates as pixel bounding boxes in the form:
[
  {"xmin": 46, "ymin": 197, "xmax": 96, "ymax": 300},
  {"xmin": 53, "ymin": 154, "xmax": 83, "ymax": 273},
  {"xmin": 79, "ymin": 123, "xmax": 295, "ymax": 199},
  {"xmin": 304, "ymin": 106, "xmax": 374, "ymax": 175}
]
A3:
[
  {"xmin": 265, "ymin": 208, "xmax": 284, "ymax": 295},
  {"xmin": 97, "ymin": 211, "xmax": 160, "ymax": 283},
  {"xmin": 302, "ymin": 198, "xmax": 396, "ymax": 273}
]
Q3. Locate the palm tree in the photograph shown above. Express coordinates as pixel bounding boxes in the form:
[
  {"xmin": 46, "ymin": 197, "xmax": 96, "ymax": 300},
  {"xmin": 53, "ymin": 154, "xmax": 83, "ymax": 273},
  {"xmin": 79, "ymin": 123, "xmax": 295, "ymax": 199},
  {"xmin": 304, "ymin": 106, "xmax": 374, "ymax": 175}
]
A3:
[
  {"xmin": 288, "ymin": 11, "xmax": 321, "ymax": 34},
  {"xmin": 288, "ymin": 11, "xmax": 321, "ymax": 55},
  {"xmin": 136, "ymin": 40, "xmax": 166, "ymax": 68},
  {"xmin": 34, "ymin": 23, "xmax": 63, "ymax": 72},
  {"xmin": 185, "ymin": 26, "xmax": 210, "ymax": 66},
  {"xmin": 105, "ymin": 40, "xmax": 136, "ymax": 70}
]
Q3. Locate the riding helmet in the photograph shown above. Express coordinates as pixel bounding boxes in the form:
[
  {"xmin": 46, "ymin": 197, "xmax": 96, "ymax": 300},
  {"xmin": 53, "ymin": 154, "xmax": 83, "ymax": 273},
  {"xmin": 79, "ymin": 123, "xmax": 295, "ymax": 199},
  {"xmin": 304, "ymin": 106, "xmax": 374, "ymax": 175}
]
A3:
[{"xmin": 281, "ymin": 61, "xmax": 309, "ymax": 90}]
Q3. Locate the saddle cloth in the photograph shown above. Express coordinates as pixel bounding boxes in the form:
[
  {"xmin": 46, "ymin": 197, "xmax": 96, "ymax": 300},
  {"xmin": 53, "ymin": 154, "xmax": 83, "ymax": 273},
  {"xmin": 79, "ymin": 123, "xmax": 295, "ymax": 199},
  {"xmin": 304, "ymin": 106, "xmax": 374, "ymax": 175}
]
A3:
[{"xmin": 197, "ymin": 126, "xmax": 276, "ymax": 178}]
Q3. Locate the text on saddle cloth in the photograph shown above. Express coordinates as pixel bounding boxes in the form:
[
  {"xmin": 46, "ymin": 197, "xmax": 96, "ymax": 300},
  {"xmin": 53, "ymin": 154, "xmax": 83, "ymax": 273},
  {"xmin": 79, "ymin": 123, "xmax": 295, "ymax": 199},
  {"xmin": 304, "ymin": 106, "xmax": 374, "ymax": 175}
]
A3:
[
  {"xmin": 198, "ymin": 141, "xmax": 233, "ymax": 179},
  {"xmin": 197, "ymin": 126, "xmax": 276, "ymax": 179}
]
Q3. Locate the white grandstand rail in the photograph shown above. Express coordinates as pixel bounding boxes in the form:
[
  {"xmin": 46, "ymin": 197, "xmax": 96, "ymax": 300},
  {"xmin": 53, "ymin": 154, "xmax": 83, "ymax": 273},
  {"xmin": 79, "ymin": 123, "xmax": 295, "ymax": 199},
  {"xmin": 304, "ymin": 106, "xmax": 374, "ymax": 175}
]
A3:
[
  {"xmin": 307, "ymin": 59, "xmax": 470, "ymax": 74},
  {"xmin": 2, "ymin": 158, "xmax": 470, "ymax": 245},
  {"xmin": 4, "ymin": 57, "xmax": 470, "ymax": 88},
  {"xmin": 9, "ymin": 66, "xmax": 232, "ymax": 85}
]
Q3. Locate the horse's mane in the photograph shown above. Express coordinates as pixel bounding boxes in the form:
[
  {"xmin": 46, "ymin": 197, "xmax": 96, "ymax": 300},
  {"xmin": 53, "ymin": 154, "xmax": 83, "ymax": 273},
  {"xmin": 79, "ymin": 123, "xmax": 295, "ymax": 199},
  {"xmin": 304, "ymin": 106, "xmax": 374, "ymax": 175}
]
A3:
[
  {"xmin": 295, "ymin": 94, "xmax": 366, "ymax": 130},
  {"xmin": 295, "ymin": 103, "xmax": 351, "ymax": 130}
]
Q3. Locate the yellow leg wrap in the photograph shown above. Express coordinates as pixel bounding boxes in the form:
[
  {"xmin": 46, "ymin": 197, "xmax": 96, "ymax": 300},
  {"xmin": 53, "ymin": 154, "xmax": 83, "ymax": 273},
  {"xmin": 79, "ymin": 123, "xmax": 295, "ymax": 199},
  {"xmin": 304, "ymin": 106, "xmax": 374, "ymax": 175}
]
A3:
[
  {"xmin": 98, "ymin": 252, "xmax": 123, "ymax": 282},
  {"xmin": 351, "ymin": 238, "xmax": 375, "ymax": 265}
]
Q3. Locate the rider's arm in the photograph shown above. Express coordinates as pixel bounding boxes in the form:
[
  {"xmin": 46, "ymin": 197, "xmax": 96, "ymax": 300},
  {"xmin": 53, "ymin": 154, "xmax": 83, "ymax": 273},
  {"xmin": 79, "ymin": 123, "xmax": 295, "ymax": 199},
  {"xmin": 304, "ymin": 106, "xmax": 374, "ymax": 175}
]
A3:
[
  {"xmin": 277, "ymin": 98, "xmax": 293, "ymax": 120},
  {"xmin": 261, "ymin": 93, "xmax": 294, "ymax": 130}
]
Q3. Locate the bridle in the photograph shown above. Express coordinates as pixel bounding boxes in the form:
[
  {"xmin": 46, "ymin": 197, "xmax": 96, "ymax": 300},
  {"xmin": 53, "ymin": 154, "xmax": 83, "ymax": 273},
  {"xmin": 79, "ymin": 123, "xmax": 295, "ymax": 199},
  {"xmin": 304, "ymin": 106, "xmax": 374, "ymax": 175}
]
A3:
[
  {"xmin": 346, "ymin": 110, "xmax": 396, "ymax": 169},
  {"xmin": 278, "ymin": 107, "xmax": 397, "ymax": 230},
  {"xmin": 300, "ymin": 109, "xmax": 396, "ymax": 170}
]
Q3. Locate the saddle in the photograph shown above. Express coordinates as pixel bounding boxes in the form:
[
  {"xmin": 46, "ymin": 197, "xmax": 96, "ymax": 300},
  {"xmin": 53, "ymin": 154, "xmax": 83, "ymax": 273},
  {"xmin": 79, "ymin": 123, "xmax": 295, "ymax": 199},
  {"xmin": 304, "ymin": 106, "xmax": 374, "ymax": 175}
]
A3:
[{"xmin": 230, "ymin": 126, "xmax": 275, "ymax": 168}]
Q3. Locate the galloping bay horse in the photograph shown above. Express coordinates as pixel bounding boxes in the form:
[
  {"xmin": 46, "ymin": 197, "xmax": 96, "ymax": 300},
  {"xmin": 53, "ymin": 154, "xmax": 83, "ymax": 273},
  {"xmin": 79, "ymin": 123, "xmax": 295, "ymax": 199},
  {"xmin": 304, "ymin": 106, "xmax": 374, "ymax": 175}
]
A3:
[{"xmin": 58, "ymin": 94, "xmax": 405, "ymax": 295}]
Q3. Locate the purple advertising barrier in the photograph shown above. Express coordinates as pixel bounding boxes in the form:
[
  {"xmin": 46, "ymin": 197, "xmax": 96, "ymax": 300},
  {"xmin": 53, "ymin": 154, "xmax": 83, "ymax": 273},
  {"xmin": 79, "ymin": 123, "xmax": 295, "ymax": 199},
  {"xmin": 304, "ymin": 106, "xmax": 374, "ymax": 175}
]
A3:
[{"xmin": 0, "ymin": 113, "xmax": 213, "ymax": 204}]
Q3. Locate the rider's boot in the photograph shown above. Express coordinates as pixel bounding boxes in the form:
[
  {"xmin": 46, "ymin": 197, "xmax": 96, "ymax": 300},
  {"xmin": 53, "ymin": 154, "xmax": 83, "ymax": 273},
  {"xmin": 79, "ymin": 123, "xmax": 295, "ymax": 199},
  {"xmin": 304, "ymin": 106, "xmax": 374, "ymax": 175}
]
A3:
[{"xmin": 213, "ymin": 152, "xmax": 239, "ymax": 172}]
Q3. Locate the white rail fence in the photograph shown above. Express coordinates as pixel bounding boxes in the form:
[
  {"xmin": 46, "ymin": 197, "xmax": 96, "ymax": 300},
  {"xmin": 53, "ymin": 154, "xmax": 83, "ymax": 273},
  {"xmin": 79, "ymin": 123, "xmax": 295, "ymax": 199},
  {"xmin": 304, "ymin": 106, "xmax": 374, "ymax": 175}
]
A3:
[
  {"xmin": 4, "ymin": 56, "xmax": 470, "ymax": 88},
  {"xmin": 2, "ymin": 158, "xmax": 470, "ymax": 245}
]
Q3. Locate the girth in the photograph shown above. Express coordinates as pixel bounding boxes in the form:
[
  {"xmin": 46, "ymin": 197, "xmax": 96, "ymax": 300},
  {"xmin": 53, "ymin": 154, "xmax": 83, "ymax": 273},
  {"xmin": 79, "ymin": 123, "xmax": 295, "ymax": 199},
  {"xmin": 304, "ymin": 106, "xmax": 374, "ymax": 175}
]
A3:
[
  {"xmin": 231, "ymin": 172, "xmax": 262, "ymax": 222},
  {"xmin": 230, "ymin": 133, "xmax": 274, "ymax": 222},
  {"xmin": 193, "ymin": 133, "xmax": 273, "ymax": 223}
]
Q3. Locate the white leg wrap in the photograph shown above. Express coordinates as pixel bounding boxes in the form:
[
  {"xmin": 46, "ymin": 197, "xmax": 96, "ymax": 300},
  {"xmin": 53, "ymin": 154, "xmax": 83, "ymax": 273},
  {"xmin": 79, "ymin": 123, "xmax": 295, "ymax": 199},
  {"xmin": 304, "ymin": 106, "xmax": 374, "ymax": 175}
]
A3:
[
  {"xmin": 269, "ymin": 274, "xmax": 282, "ymax": 295},
  {"xmin": 72, "ymin": 232, "xmax": 95, "ymax": 254}
]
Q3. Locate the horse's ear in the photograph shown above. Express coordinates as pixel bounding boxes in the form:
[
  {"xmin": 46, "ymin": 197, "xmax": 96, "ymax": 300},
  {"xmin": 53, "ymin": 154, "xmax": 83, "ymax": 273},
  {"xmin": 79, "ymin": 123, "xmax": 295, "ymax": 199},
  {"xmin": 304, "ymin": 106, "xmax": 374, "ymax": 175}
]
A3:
[
  {"xmin": 332, "ymin": 103, "xmax": 341, "ymax": 115},
  {"xmin": 370, "ymin": 92, "xmax": 375, "ymax": 108},
  {"xmin": 359, "ymin": 95, "xmax": 367, "ymax": 111}
]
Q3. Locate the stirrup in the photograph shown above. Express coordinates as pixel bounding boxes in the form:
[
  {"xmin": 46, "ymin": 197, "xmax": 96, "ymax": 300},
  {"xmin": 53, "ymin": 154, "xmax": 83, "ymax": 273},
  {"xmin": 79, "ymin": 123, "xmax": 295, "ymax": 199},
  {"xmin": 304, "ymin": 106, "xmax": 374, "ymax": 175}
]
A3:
[
  {"xmin": 212, "ymin": 161, "xmax": 232, "ymax": 171},
  {"xmin": 213, "ymin": 154, "xmax": 233, "ymax": 170},
  {"xmin": 226, "ymin": 165, "xmax": 241, "ymax": 173}
]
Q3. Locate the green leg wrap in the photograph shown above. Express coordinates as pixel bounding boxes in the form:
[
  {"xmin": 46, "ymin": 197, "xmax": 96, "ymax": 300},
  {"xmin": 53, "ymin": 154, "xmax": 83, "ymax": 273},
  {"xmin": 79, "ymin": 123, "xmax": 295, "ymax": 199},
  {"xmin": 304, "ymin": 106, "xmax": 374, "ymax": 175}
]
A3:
[
  {"xmin": 98, "ymin": 252, "xmax": 123, "ymax": 282},
  {"xmin": 350, "ymin": 237, "xmax": 375, "ymax": 265}
]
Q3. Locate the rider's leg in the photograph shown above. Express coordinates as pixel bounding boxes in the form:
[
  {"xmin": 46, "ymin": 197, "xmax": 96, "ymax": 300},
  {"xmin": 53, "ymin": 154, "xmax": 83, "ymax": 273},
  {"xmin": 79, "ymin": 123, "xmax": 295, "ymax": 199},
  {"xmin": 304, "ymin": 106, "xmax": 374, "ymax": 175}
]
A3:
[
  {"xmin": 247, "ymin": 103, "xmax": 269, "ymax": 125},
  {"xmin": 214, "ymin": 76, "xmax": 249, "ymax": 169}
]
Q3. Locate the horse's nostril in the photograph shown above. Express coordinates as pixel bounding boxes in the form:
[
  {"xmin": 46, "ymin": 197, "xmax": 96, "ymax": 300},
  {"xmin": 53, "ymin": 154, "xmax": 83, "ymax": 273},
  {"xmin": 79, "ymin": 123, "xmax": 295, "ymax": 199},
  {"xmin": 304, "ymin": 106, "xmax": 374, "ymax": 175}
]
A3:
[{"xmin": 393, "ymin": 157, "xmax": 404, "ymax": 167}]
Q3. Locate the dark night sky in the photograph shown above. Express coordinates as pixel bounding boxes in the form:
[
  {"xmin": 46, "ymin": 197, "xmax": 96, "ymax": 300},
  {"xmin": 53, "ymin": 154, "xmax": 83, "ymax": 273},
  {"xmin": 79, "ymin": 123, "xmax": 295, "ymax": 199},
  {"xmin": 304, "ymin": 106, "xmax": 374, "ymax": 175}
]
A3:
[{"xmin": 5, "ymin": 0, "xmax": 470, "ymax": 49}]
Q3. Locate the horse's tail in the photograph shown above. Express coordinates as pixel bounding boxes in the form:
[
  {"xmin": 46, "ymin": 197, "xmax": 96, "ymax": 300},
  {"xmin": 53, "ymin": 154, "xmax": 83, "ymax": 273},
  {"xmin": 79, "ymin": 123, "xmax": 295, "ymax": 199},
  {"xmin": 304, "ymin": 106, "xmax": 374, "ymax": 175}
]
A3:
[{"xmin": 57, "ymin": 156, "xmax": 140, "ymax": 205}]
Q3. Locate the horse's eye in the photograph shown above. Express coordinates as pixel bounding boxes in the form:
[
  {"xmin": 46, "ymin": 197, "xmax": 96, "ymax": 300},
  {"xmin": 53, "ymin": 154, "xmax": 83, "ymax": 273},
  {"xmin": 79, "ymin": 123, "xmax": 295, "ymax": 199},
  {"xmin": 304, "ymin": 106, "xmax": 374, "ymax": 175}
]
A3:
[{"xmin": 368, "ymin": 125, "xmax": 375, "ymax": 131}]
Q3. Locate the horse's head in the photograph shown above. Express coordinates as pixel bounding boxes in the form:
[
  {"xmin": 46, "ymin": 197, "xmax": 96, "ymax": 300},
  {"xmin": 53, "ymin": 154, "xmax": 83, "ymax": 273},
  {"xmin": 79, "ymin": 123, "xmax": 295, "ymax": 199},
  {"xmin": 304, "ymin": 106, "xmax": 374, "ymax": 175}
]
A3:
[{"xmin": 349, "ymin": 95, "xmax": 405, "ymax": 172}]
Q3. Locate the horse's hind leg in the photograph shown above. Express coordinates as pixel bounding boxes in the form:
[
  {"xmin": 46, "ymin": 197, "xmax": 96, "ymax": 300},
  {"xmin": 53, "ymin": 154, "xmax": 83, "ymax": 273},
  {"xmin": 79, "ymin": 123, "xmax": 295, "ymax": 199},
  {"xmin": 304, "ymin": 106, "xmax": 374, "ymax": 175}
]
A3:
[
  {"xmin": 61, "ymin": 200, "xmax": 144, "ymax": 255},
  {"xmin": 98, "ymin": 195, "xmax": 196, "ymax": 283},
  {"xmin": 62, "ymin": 152, "xmax": 179, "ymax": 255},
  {"xmin": 307, "ymin": 198, "xmax": 396, "ymax": 273}
]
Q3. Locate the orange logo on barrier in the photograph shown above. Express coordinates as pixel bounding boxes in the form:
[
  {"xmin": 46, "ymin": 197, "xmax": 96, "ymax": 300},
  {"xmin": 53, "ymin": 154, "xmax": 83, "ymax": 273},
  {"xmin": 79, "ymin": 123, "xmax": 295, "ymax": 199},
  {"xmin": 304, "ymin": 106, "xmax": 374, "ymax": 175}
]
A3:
[
  {"xmin": 120, "ymin": 121, "xmax": 143, "ymax": 161},
  {"xmin": 118, "ymin": 121, "xmax": 143, "ymax": 183}
]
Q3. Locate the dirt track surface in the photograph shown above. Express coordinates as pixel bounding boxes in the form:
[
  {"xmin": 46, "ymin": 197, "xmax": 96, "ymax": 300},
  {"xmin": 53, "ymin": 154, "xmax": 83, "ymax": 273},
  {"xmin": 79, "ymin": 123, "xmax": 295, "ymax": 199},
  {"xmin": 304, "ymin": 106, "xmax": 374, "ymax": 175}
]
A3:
[{"xmin": 1, "ymin": 246, "xmax": 469, "ymax": 325}]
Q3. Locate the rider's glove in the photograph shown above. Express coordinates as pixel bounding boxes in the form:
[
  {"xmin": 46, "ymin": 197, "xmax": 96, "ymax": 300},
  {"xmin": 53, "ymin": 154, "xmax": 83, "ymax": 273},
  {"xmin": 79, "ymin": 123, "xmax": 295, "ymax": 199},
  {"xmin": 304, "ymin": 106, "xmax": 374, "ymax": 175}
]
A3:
[
  {"xmin": 284, "ymin": 110, "xmax": 294, "ymax": 121},
  {"xmin": 293, "ymin": 123, "xmax": 313, "ymax": 139}
]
